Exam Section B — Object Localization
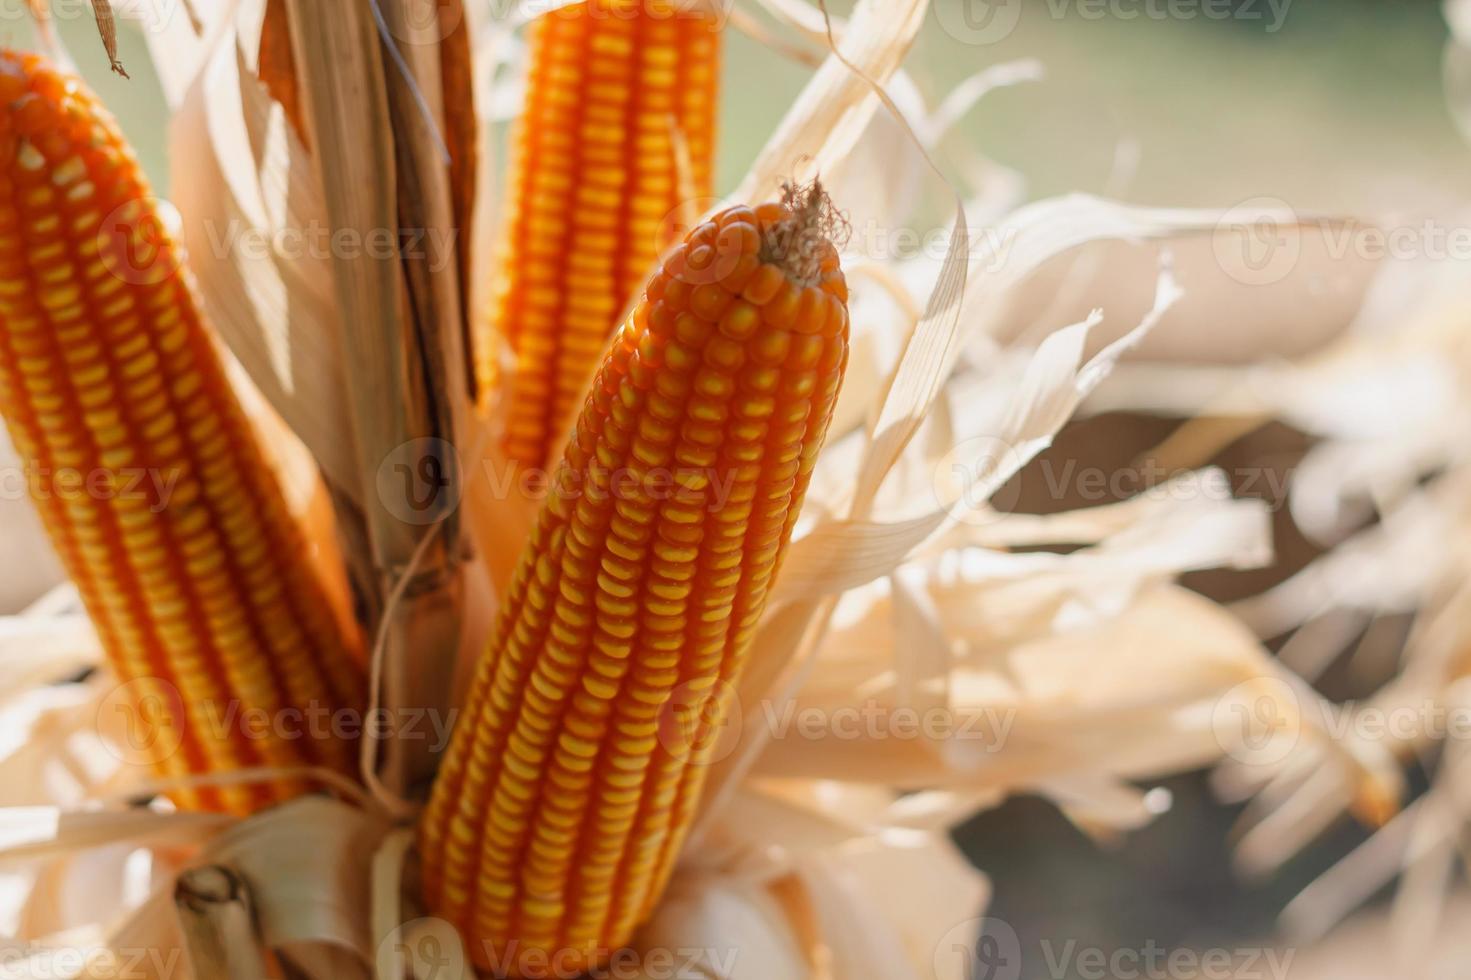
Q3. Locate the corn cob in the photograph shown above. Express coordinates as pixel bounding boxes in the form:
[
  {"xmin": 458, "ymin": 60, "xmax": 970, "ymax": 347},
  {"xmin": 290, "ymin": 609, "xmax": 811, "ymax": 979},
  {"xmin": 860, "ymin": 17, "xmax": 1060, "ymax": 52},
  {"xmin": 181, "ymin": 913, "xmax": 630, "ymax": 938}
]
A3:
[
  {"xmin": 422, "ymin": 186, "xmax": 849, "ymax": 976},
  {"xmin": 487, "ymin": 0, "xmax": 721, "ymax": 469},
  {"xmin": 0, "ymin": 50, "xmax": 366, "ymax": 816}
]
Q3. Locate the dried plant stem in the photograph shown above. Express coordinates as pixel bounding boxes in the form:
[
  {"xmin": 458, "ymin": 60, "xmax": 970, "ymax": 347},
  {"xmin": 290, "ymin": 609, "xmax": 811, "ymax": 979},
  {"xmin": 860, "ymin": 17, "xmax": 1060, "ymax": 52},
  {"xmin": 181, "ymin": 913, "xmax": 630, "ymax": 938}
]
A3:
[
  {"xmin": 281, "ymin": 0, "xmax": 472, "ymax": 802},
  {"xmin": 175, "ymin": 866, "xmax": 269, "ymax": 980},
  {"xmin": 86, "ymin": 0, "xmax": 128, "ymax": 76}
]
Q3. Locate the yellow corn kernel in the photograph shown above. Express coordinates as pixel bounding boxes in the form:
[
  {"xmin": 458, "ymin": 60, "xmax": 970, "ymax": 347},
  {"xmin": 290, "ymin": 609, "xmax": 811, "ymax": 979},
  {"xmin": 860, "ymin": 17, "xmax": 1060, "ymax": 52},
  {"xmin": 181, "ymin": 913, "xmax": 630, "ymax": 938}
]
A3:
[
  {"xmin": 422, "ymin": 189, "xmax": 850, "ymax": 977},
  {"xmin": 0, "ymin": 50, "xmax": 366, "ymax": 816},
  {"xmin": 485, "ymin": 0, "xmax": 722, "ymax": 470}
]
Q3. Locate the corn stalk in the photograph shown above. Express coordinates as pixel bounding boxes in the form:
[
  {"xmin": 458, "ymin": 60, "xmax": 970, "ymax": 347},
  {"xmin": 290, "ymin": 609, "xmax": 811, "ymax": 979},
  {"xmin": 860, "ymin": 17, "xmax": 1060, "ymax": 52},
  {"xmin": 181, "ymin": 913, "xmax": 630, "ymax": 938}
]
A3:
[{"xmin": 277, "ymin": 0, "xmax": 479, "ymax": 803}]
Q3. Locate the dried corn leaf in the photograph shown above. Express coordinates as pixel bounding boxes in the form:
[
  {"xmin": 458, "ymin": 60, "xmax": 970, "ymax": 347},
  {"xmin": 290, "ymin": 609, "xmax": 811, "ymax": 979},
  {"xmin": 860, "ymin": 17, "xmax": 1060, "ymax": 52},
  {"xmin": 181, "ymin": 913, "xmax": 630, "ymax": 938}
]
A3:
[
  {"xmin": 736, "ymin": 0, "xmax": 928, "ymax": 203},
  {"xmin": 0, "ymin": 810, "xmax": 233, "ymax": 864},
  {"xmin": 198, "ymin": 798, "xmax": 386, "ymax": 976},
  {"xmin": 778, "ymin": 272, "xmax": 1179, "ymax": 605},
  {"xmin": 167, "ymin": 49, "xmax": 358, "ymax": 498},
  {"xmin": 636, "ymin": 784, "xmax": 988, "ymax": 980},
  {"xmin": 257, "ymin": 0, "xmax": 308, "ymax": 148},
  {"xmin": 438, "ymin": 0, "xmax": 479, "ymax": 338},
  {"xmin": 754, "ymin": 586, "xmax": 1279, "ymax": 788},
  {"xmin": 87, "ymin": 0, "xmax": 127, "ymax": 77},
  {"xmin": 175, "ymin": 866, "xmax": 271, "ymax": 980}
]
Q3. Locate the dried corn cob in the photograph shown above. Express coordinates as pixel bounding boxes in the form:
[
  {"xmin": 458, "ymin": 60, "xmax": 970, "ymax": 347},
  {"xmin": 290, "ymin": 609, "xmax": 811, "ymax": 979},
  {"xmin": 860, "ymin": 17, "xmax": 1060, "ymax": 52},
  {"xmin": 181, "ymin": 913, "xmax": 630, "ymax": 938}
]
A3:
[
  {"xmin": 487, "ymin": 0, "xmax": 721, "ymax": 469},
  {"xmin": 422, "ymin": 186, "xmax": 849, "ymax": 976},
  {"xmin": 0, "ymin": 50, "xmax": 365, "ymax": 816}
]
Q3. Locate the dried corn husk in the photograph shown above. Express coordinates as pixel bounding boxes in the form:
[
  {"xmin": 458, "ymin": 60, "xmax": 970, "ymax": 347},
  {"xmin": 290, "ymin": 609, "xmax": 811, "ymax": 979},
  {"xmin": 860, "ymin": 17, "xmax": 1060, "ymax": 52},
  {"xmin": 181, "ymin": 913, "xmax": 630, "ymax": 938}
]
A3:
[{"xmin": 0, "ymin": 0, "xmax": 1406, "ymax": 977}]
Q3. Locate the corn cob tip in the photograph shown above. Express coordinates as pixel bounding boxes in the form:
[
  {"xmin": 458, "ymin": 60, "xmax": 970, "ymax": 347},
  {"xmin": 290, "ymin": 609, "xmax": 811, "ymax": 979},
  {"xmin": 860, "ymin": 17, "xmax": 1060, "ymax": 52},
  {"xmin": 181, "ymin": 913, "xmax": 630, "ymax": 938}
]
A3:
[{"xmin": 761, "ymin": 179, "xmax": 849, "ymax": 285}]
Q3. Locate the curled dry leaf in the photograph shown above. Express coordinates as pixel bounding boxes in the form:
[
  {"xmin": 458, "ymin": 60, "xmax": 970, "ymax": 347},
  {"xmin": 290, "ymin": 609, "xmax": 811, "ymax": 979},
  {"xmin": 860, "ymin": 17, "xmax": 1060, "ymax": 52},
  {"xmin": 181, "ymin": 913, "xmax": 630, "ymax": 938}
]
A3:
[{"xmin": 87, "ymin": 0, "xmax": 127, "ymax": 77}]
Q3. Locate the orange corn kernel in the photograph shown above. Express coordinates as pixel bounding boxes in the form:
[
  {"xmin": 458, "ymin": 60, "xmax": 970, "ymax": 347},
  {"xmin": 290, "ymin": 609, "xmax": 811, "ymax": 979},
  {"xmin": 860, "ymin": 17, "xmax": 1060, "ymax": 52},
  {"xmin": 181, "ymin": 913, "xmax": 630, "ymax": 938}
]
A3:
[
  {"xmin": 422, "ymin": 187, "xmax": 849, "ymax": 977},
  {"xmin": 0, "ymin": 50, "xmax": 366, "ymax": 816},
  {"xmin": 486, "ymin": 0, "xmax": 722, "ymax": 470}
]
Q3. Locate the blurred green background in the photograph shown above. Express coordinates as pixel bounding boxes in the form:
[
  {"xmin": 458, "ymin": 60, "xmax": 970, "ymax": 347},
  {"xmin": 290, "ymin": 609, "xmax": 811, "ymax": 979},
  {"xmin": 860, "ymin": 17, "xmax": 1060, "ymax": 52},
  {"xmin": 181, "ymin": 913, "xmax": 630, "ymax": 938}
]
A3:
[{"xmin": 23, "ymin": 0, "xmax": 1470, "ymax": 214}]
